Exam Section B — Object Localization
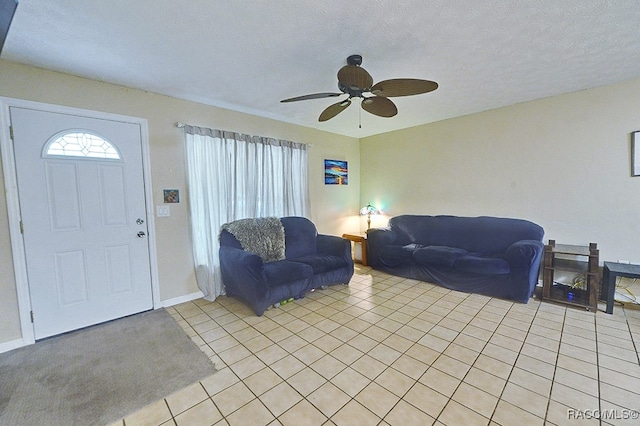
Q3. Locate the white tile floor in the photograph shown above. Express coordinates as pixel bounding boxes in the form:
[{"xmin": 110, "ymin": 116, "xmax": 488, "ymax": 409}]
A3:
[{"xmin": 115, "ymin": 265, "xmax": 640, "ymax": 425}]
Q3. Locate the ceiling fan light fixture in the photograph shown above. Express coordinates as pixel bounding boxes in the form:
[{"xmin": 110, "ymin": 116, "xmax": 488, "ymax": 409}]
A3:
[{"xmin": 280, "ymin": 55, "xmax": 438, "ymax": 125}]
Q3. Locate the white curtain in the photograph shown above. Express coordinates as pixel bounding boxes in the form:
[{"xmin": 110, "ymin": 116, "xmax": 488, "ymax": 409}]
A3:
[{"xmin": 183, "ymin": 125, "xmax": 309, "ymax": 300}]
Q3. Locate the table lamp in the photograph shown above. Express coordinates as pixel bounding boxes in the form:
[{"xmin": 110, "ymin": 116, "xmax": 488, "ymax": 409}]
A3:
[{"xmin": 359, "ymin": 203, "xmax": 381, "ymax": 230}]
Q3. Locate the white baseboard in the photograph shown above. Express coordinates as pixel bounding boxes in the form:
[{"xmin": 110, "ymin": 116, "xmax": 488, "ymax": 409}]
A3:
[
  {"xmin": 0, "ymin": 337, "xmax": 26, "ymax": 354},
  {"xmin": 161, "ymin": 291, "xmax": 204, "ymax": 308}
]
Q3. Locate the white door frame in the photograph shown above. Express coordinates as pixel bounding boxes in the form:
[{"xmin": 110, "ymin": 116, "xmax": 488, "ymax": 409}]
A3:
[{"xmin": 0, "ymin": 97, "xmax": 161, "ymax": 346}]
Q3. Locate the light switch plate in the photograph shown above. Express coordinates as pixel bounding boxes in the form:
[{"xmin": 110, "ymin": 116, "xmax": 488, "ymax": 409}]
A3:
[{"xmin": 156, "ymin": 205, "xmax": 170, "ymax": 217}]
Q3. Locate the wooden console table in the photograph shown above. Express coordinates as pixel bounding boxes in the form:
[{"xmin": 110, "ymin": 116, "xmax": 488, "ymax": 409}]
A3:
[{"xmin": 342, "ymin": 233, "xmax": 367, "ymax": 266}]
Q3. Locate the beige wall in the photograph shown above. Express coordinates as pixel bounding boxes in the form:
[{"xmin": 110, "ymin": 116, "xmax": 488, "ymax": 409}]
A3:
[
  {"xmin": 361, "ymin": 78, "xmax": 640, "ymax": 264},
  {"xmin": 0, "ymin": 60, "xmax": 360, "ymax": 345}
]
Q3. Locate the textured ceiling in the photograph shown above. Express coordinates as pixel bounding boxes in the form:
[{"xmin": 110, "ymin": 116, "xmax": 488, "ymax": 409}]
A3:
[{"xmin": 3, "ymin": 1, "xmax": 640, "ymax": 138}]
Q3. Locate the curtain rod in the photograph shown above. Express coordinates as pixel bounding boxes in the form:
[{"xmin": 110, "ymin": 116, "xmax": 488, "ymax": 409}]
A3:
[{"xmin": 175, "ymin": 122, "xmax": 312, "ymax": 147}]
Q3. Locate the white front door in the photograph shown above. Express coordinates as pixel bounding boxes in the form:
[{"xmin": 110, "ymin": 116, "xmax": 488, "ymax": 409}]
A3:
[{"xmin": 10, "ymin": 106, "xmax": 153, "ymax": 339}]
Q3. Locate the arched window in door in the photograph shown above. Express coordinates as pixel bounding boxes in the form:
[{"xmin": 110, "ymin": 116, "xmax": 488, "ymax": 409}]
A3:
[{"xmin": 44, "ymin": 130, "xmax": 121, "ymax": 160}]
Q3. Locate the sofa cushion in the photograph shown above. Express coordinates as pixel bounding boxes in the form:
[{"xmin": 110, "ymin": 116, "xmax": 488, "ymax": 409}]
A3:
[
  {"xmin": 413, "ymin": 246, "xmax": 468, "ymax": 268},
  {"xmin": 294, "ymin": 255, "xmax": 348, "ymax": 275},
  {"xmin": 380, "ymin": 243, "xmax": 422, "ymax": 267},
  {"xmin": 454, "ymin": 255, "xmax": 510, "ymax": 275},
  {"xmin": 263, "ymin": 260, "xmax": 313, "ymax": 287},
  {"xmin": 281, "ymin": 216, "xmax": 318, "ymax": 259}
]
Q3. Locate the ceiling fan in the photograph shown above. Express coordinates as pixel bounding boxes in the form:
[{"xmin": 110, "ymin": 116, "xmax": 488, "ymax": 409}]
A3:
[{"xmin": 281, "ymin": 54, "xmax": 438, "ymax": 122}]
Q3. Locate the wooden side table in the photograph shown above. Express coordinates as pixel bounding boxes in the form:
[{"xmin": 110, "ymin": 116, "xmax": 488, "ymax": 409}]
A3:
[{"xmin": 342, "ymin": 233, "xmax": 367, "ymax": 266}]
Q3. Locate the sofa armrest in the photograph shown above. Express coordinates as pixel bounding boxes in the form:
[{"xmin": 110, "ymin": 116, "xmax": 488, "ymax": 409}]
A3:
[
  {"xmin": 317, "ymin": 234, "xmax": 352, "ymax": 261},
  {"xmin": 219, "ymin": 245, "xmax": 267, "ymax": 299},
  {"xmin": 504, "ymin": 240, "xmax": 544, "ymax": 268},
  {"xmin": 504, "ymin": 240, "xmax": 544, "ymax": 299},
  {"xmin": 366, "ymin": 227, "xmax": 397, "ymax": 267}
]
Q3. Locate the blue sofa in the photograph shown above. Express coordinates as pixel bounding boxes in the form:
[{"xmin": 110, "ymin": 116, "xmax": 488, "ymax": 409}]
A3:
[
  {"xmin": 219, "ymin": 216, "xmax": 354, "ymax": 315},
  {"xmin": 367, "ymin": 215, "xmax": 544, "ymax": 303}
]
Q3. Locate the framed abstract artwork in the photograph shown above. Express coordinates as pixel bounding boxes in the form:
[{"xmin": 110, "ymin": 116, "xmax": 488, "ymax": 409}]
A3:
[{"xmin": 324, "ymin": 159, "xmax": 348, "ymax": 185}]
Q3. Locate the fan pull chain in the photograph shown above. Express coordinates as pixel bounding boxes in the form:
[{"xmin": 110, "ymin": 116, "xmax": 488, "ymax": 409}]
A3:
[{"xmin": 359, "ymin": 99, "xmax": 362, "ymax": 128}]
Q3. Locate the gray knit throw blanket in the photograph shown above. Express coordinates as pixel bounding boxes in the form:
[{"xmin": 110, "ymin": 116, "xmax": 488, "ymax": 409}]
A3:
[{"xmin": 221, "ymin": 217, "xmax": 286, "ymax": 262}]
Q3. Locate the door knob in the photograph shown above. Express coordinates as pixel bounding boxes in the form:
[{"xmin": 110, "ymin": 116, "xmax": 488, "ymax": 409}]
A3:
[
  {"xmin": 137, "ymin": 231, "xmax": 146, "ymax": 238},
  {"xmin": 136, "ymin": 218, "xmax": 145, "ymax": 225}
]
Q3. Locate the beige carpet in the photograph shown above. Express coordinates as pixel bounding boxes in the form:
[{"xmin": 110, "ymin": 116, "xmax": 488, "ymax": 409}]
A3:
[{"xmin": 0, "ymin": 308, "xmax": 216, "ymax": 426}]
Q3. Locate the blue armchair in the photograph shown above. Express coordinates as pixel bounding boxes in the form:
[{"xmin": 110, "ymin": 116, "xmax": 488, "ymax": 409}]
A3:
[{"xmin": 219, "ymin": 216, "xmax": 354, "ymax": 315}]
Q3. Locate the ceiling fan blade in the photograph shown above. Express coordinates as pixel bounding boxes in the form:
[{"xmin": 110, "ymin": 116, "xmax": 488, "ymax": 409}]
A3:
[
  {"xmin": 361, "ymin": 96, "xmax": 397, "ymax": 118},
  {"xmin": 371, "ymin": 79, "xmax": 438, "ymax": 97},
  {"xmin": 281, "ymin": 92, "xmax": 343, "ymax": 102},
  {"xmin": 319, "ymin": 99, "xmax": 352, "ymax": 122},
  {"xmin": 337, "ymin": 65, "xmax": 374, "ymax": 91}
]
